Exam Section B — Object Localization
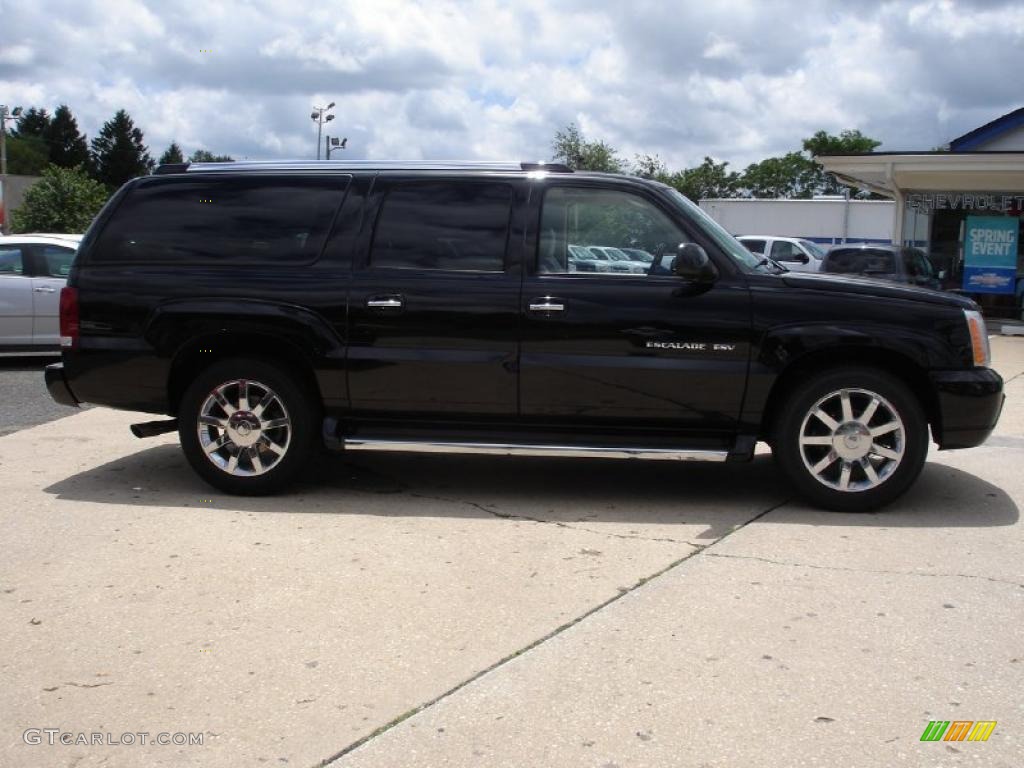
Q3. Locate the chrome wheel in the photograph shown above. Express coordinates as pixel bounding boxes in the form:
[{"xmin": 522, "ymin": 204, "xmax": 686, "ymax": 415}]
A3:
[
  {"xmin": 798, "ymin": 388, "xmax": 905, "ymax": 493},
  {"xmin": 196, "ymin": 379, "xmax": 291, "ymax": 477}
]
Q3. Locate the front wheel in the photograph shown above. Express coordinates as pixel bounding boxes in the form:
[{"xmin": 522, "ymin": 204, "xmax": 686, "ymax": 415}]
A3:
[
  {"xmin": 178, "ymin": 358, "xmax": 316, "ymax": 495},
  {"xmin": 773, "ymin": 367, "xmax": 929, "ymax": 511}
]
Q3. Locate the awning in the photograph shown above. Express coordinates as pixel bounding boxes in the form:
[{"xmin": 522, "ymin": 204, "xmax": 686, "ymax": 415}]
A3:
[{"xmin": 815, "ymin": 151, "xmax": 1024, "ymax": 244}]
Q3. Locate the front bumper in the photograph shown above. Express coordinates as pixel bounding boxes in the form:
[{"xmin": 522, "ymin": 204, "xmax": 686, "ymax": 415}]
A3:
[
  {"xmin": 45, "ymin": 362, "xmax": 80, "ymax": 408},
  {"xmin": 931, "ymin": 368, "xmax": 1003, "ymax": 449}
]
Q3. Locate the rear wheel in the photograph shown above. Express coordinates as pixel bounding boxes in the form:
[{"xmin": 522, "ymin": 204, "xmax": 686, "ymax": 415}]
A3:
[
  {"xmin": 773, "ymin": 367, "xmax": 928, "ymax": 511},
  {"xmin": 179, "ymin": 358, "xmax": 316, "ymax": 495}
]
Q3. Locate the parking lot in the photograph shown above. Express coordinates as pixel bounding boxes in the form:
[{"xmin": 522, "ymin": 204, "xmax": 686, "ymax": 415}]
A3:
[{"xmin": 1, "ymin": 340, "xmax": 1022, "ymax": 767}]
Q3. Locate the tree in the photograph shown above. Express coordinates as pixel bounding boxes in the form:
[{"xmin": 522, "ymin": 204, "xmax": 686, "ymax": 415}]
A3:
[
  {"xmin": 44, "ymin": 105, "xmax": 90, "ymax": 169},
  {"xmin": 669, "ymin": 157, "xmax": 741, "ymax": 201},
  {"xmin": 158, "ymin": 142, "xmax": 184, "ymax": 164},
  {"xmin": 189, "ymin": 149, "xmax": 233, "ymax": 163},
  {"xmin": 90, "ymin": 109, "xmax": 154, "ymax": 189},
  {"xmin": 9, "ymin": 165, "xmax": 109, "ymax": 234},
  {"xmin": 801, "ymin": 129, "xmax": 881, "ymax": 195},
  {"xmin": 12, "ymin": 107, "xmax": 50, "ymax": 139},
  {"xmin": 740, "ymin": 152, "xmax": 818, "ymax": 198},
  {"xmin": 632, "ymin": 153, "xmax": 671, "ymax": 182},
  {"xmin": 551, "ymin": 123, "xmax": 623, "ymax": 172},
  {"xmin": 3, "ymin": 136, "xmax": 49, "ymax": 175}
]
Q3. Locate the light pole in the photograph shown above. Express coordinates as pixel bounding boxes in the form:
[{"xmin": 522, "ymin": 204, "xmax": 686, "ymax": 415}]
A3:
[
  {"xmin": 311, "ymin": 102, "xmax": 335, "ymax": 160},
  {"xmin": 326, "ymin": 136, "xmax": 348, "ymax": 160},
  {"xmin": 1, "ymin": 104, "xmax": 24, "ymax": 177},
  {"xmin": 1, "ymin": 105, "xmax": 23, "ymax": 234}
]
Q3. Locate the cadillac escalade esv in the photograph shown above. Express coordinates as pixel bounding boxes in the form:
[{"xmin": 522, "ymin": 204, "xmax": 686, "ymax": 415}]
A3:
[{"xmin": 45, "ymin": 161, "xmax": 1004, "ymax": 510}]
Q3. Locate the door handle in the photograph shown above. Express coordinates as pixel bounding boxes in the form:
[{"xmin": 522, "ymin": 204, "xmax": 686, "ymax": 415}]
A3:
[
  {"xmin": 528, "ymin": 298, "xmax": 566, "ymax": 312},
  {"xmin": 366, "ymin": 295, "xmax": 404, "ymax": 309},
  {"xmin": 34, "ymin": 286, "xmax": 57, "ymax": 293}
]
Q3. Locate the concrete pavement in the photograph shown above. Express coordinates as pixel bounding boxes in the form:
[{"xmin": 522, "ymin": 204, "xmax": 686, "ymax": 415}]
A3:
[{"xmin": 1, "ymin": 339, "xmax": 1022, "ymax": 767}]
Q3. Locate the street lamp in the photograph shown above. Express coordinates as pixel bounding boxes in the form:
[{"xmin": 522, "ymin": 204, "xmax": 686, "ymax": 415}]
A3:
[
  {"xmin": 326, "ymin": 136, "xmax": 348, "ymax": 160},
  {"xmin": 311, "ymin": 102, "xmax": 335, "ymax": 160},
  {"xmin": 1, "ymin": 105, "xmax": 24, "ymax": 177}
]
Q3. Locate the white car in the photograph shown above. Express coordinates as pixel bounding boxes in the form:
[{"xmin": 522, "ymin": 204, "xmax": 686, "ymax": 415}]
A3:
[
  {"xmin": 736, "ymin": 235, "xmax": 826, "ymax": 272},
  {"xmin": 0, "ymin": 233, "xmax": 82, "ymax": 352}
]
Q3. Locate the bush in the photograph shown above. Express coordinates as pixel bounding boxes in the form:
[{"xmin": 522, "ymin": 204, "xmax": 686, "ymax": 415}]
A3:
[{"xmin": 10, "ymin": 164, "xmax": 109, "ymax": 234}]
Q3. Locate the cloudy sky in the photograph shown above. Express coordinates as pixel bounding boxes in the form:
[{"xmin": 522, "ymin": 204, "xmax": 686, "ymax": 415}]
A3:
[{"xmin": 2, "ymin": 0, "xmax": 1022, "ymax": 171}]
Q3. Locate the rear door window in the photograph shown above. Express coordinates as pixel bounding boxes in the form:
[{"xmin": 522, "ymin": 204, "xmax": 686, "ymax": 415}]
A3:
[
  {"xmin": 92, "ymin": 175, "xmax": 349, "ymax": 264},
  {"xmin": 740, "ymin": 238, "xmax": 766, "ymax": 254},
  {"xmin": 769, "ymin": 240, "xmax": 805, "ymax": 262},
  {"xmin": 369, "ymin": 181, "xmax": 513, "ymax": 272}
]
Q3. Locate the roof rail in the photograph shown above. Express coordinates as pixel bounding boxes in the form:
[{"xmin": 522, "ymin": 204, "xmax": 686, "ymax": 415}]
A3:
[{"xmin": 152, "ymin": 160, "xmax": 576, "ymax": 174}]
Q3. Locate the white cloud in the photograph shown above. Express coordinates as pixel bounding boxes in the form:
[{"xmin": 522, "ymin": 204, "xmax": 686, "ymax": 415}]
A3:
[{"xmin": 0, "ymin": 0, "xmax": 1021, "ymax": 171}]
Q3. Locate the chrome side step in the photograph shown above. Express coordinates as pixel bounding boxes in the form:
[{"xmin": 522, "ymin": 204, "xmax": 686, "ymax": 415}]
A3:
[{"xmin": 343, "ymin": 438, "xmax": 728, "ymax": 462}]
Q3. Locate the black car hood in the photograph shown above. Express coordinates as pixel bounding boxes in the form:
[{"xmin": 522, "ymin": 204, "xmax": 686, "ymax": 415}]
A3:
[{"xmin": 780, "ymin": 272, "xmax": 976, "ymax": 310}]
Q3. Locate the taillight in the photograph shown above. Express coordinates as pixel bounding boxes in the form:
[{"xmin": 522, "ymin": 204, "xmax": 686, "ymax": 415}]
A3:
[{"xmin": 59, "ymin": 287, "xmax": 79, "ymax": 348}]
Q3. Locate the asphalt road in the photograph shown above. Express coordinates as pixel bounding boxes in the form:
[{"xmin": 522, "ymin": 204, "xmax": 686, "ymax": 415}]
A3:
[{"xmin": 0, "ymin": 356, "xmax": 82, "ymax": 438}]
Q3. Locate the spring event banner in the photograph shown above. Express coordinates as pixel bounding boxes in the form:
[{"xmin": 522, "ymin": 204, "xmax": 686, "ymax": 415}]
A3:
[{"xmin": 963, "ymin": 215, "xmax": 1019, "ymax": 294}]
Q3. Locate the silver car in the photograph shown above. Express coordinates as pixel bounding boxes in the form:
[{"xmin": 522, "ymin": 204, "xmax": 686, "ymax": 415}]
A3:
[{"xmin": 0, "ymin": 233, "xmax": 82, "ymax": 352}]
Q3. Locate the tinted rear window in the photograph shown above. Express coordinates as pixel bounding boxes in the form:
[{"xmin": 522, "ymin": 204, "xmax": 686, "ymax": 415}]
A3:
[
  {"xmin": 825, "ymin": 248, "xmax": 897, "ymax": 274},
  {"xmin": 370, "ymin": 181, "xmax": 512, "ymax": 272},
  {"xmin": 92, "ymin": 175, "xmax": 348, "ymax": 264}
]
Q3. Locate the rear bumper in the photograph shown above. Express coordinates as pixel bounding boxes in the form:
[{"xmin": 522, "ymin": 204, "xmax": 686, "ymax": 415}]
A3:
[
  {"xmin": 45, "ymin": 362, "xmax": 80, "ymax": 408},
  {"xmin": 931, "ymin": 368, "xmax": 1003, "ymax": 449}
]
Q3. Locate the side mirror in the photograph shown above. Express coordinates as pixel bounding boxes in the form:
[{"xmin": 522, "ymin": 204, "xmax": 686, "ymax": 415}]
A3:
[
  {"xmin": 672, "ymin": 243, "xmax": 717, "ymax": 282},
  {"xmin": 938, "ymin": 269, "xmax": 947, "ymax": 280},
  {"xmin": 795, "ymin": 253, "xmax": 810, "ymax": 264}
]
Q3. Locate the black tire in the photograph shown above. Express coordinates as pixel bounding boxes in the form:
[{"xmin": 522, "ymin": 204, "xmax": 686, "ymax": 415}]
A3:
[
  {"xmin": 773, "ymin": 366, "xmax": 929, "ymax": 511},
  {"xmin": 178, "ymin": 357, "xmax": 317, "ymax": 495}
]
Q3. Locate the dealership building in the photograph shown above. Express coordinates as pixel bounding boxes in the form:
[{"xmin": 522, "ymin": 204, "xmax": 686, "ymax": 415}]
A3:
[{"xmin": 817, "ymin": 106, "xmax": 1024, "ymax": 319}]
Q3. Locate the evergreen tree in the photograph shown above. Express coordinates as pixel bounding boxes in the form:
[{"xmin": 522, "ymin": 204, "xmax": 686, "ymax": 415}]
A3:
[
  {"xmin": 44, "ymin": 105, "xmax": 90, "ymax": 169},
  {"xmin": 12, "ymin": 107, "xmax": 50, "ymax": 139},
  {"xmin": 189, "ymin": 149, "xmax": 233, "ymax": 163},
  {"xmin": 158, "ymin": 142, "xmax": 184, "ymax": 165},
  {"xmin": 90, "ymin": 109, "xmax": 154, "ymax": 189}
]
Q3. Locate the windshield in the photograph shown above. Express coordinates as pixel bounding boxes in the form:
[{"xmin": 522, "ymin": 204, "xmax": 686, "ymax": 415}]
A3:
[
  {"xmin": 663, "ymin": 187, "xmax": 762, "ymax": 269},
  {"xmin": 800, "ymin": 240, "xmax": 826, "ymax": 259}
]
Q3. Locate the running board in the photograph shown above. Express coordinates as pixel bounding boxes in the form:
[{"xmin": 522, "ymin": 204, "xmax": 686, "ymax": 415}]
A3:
[{"xmin": 343, "ymin": 438, "xmax": 728, "ymax": 462}]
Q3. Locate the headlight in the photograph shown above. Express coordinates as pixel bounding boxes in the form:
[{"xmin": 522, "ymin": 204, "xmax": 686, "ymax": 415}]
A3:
[{"xmin": 963, "ymin": 309, "xmax": 990, "ymax": 367}]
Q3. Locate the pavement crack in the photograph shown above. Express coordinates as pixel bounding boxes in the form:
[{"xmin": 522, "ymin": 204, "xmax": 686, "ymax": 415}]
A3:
[
  {"xmin": 407, "ymin": 492, "xmax": 699, "ymax": 545},
  {"xmin": 705, "ymin": 552, "xmax": 1024, "ymax": 588},
  {"xmin": 313, "ymin": 496, "xmax": 790, "ymax": 767}
]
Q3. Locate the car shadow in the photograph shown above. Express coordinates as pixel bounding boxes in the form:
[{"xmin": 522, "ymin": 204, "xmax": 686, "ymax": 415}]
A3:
[{"xmin": 42, "ymin": 443, "xmax": 1019, "ymax": 530}]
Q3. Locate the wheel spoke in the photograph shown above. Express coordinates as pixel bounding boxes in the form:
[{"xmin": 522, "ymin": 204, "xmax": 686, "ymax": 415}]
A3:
[
  {"xmin": 800, "ymin": 435, "xmax": 834, "ymax": 446},
  {"xmin": 250, "ymin": 448, "xmax": 263, "ymax": 474},
  {"xmin": 212, "ymin": 389, "xmax": 236, "ymax": 416},
  {"xmin": 812, "ymin": 408, "xmax": 839, "ymax": 431},
  {"xmin": 203, "ymin": 434, "xmax": 229, "ymax": 454},
  {"xmin": 262, "ymin": 417, "xmax": 290, "ymax": 431},
  {"xmin": 811, "ymin": 450, "xmax": 838, "ymax": 474},
  {"xmin": 870, "ymin": 421, "xmax": 900, "ymax": 438},
  {"xmin": 262, "ymin": 437, "xmax": 286, "ymax": 456},
  {"xmin": 252, "ymin": 391, "xmax": 275, "ymax": 418},
  {"xmin": 226, "ymin": 453, "xmax": 239, "ymax": 474},
  {"xmin": 238, "ymin": 380, "xmax": 250, "ymax": 412},
  {"xmin": 838, "ymin": 461, "xmax": 852, "ymax": 490},
  {"xmin": 840, "ymin": 390, "xmax": 854, "ymax": 423},
  {"xmin": 858, "ymin": 397, "xmax": 880, "ymax": 425},
  {"xmin": 199, "ymin": 414, "xmax": 227, "ymax": 429},
  {"xmin": 871, "ymin": 443, "xmax": 900, "ymax": 461},
  {"xmin": 861, "ymin": 458, "xmax": 880, "ymax": 485}
]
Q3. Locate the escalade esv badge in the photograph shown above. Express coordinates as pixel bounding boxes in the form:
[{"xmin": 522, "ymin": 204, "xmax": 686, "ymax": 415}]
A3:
[{"xmin": 645, "ymin": 341, "xmax": 736, "ymax": 352}]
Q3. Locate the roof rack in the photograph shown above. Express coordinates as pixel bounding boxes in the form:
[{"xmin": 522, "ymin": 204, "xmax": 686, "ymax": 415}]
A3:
[{"xmin": 153, "ymin": 160, "xmax": 574, "ymax": 175}]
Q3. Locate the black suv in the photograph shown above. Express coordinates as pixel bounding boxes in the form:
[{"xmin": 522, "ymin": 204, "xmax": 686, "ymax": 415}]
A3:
[{"xmin": 45, "ymin": 161, "xmax": 1003, "ymax": 510}]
